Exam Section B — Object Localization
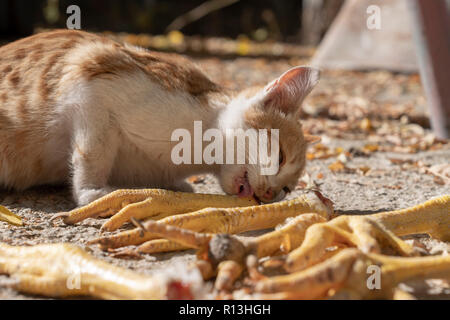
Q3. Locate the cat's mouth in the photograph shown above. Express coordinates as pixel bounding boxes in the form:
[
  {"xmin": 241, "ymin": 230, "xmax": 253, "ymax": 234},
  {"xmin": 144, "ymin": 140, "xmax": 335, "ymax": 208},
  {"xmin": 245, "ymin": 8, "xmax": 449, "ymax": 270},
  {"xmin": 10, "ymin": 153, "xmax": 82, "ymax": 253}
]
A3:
[{"xmin": 236, "ymin": 171, "xmax": 255, "ymax": 199}]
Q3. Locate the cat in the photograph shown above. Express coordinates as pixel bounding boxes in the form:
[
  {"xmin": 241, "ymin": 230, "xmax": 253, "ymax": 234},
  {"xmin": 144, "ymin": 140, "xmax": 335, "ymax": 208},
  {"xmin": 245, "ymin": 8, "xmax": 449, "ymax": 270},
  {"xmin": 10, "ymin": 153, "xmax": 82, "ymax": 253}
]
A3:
[{"xmin": 0, "ymin": 30, "xmax": 320, "ymax": 206}]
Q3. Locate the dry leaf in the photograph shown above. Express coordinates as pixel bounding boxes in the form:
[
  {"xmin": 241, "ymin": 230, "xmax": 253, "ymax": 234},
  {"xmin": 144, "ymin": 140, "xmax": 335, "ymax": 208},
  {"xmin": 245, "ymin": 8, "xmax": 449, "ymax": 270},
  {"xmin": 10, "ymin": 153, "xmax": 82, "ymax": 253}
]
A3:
[
  {"xmin": 328, "ymin": 160, "xmax": 346, "ymax": 172},
  {"xmin": 383, "ymin": 184, "xmax": 403, "ymax": 190},
  {"xmin": 362, "ymin": 144, "xmax": 379, "ymax": 153},
  {"xmin": 337, "ymin": 153, "xmax": 348, "ymax": 163},
  {"xmin": 357, "ymin": 166, "xmax": 371, "ymax": 175},
  {"xmin": 359, "ymin": 118, "xmax": 372, "ymax": 132},
  {"xmin": 296, "ymin": 172, "xmax": 317, "ymax": 189},
  {"xmin": 236, "ymin": 35, "xmax": 250, "ymax": 56},
  {"xmin": 0, "ymin": 205, "xmax": 23, "ymax": 226},
  {"xmin": 168, "ymin": 30, "xmax": 184, "ymax": 45},
  {"xmin": 296, "ymin": 180, "xmax": 307, "ymax": 189},
  {"xmin": 389, "ymin": 158, "xmax": 415, "ymax": 165},
  {"xmin": 426, "ymin": 164, "xmax": 450, "ymax": 185},
  {"xmin": 306, "ymin": 144, "xmax": 345, "ymax": 160}
]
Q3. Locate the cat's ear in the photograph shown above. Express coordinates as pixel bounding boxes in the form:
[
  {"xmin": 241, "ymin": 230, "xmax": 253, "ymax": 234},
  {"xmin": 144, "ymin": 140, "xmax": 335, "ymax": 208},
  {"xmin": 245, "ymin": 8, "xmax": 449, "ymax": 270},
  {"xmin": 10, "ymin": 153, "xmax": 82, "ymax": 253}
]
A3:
[
  {"xmin": 261, "ymin": 66, "xmax": 320, "ymax": 116},
  {"xmin": 304, "ymin": 134, "xmax": 321, "ymax": 145}
]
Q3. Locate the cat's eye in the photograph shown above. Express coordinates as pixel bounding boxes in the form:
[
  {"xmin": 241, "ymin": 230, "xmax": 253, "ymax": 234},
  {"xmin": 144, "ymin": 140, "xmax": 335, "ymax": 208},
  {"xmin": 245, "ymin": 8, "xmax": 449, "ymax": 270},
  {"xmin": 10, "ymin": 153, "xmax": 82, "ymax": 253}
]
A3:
[{"xmin": 279, "ymin": 148, "xmax": 284, "ymax": 166}]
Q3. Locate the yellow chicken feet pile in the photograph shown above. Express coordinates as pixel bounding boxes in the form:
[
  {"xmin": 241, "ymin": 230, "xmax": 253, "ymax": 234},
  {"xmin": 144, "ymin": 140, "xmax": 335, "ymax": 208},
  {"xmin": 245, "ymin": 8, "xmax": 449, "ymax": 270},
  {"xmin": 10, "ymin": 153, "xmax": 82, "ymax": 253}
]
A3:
[
  {"xmin": 1, "ymin": 191, "xmax": 448, "ymax": 300},
  {"xmin": 0, "ymin": 243, "xmax": 194, "ymax": 299}
]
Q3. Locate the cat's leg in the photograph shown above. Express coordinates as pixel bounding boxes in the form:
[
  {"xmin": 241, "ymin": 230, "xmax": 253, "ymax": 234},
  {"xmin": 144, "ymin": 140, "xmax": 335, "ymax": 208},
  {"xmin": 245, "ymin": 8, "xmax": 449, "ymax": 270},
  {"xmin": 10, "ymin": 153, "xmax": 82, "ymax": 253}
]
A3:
[
  {"xmin": 171, "ymin": 180, "xmax": 194, "ymax": 193},
  {"xmin": 69, "ymin": 105, "xmax": 120, "ymax": 206}
]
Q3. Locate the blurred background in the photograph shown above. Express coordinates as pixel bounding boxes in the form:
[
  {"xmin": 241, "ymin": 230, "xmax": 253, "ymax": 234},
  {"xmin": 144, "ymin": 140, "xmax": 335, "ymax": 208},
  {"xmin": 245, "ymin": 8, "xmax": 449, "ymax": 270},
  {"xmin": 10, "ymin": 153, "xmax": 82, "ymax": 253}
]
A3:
[{"xmin": 0, "ymin": 0, "xmax": 341, "ymax": 44}]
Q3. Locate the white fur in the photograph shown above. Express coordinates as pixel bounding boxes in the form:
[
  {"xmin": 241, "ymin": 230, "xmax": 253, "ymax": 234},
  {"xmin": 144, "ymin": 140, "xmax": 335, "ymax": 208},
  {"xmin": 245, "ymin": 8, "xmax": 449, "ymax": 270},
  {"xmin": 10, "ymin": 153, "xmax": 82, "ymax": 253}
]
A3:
[{"xmin": 49, "ymin": 67, "xmax": 228, "ymax": 205}]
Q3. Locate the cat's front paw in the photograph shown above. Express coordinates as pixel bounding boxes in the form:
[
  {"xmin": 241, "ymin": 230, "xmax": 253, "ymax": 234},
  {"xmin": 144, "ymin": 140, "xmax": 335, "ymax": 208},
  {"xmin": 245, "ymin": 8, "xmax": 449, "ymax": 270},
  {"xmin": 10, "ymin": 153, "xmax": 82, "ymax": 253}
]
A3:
[
  {"xmin": 172, "ymin": 180, "xmax": 194, "ymax": 193},
  {"xmin": 75, "ymin": 187, "xmax": 115, "ymax": 206}
]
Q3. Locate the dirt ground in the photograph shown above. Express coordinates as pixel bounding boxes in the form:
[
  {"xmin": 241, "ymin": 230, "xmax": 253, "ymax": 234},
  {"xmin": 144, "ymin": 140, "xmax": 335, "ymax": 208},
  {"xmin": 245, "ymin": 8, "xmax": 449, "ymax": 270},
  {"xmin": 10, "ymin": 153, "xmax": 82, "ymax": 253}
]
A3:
[{"xmin": 0, "ymin": 49, "xmax": 449, "ymax": 300}]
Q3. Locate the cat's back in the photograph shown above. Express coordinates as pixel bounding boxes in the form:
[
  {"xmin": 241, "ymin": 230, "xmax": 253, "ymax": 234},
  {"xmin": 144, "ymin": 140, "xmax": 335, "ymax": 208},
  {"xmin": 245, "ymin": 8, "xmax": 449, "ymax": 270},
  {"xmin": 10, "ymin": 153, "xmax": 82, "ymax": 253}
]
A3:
[
  {"xmin": 0, "ymin": 29, "xmax": 220, "ymax": 122},
  {"xmin": 0, "ymin": 30, "xmax": 106, "ymax": 127}
]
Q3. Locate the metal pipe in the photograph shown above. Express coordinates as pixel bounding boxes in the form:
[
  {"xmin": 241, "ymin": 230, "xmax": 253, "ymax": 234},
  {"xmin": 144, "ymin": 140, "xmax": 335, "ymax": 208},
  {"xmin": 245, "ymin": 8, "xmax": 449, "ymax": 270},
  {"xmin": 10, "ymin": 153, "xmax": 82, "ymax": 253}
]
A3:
[{"xmin": 409, "ymin": 0, "xmax": 450, "ymax": 139}]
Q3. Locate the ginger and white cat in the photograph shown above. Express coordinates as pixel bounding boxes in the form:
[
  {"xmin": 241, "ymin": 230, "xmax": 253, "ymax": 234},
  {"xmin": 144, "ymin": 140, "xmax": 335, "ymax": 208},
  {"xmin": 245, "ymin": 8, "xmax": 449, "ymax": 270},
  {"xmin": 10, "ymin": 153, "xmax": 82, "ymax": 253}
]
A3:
[{"xmin": 0, "ymin": 30, "xmax": 320, "ymax": 206}]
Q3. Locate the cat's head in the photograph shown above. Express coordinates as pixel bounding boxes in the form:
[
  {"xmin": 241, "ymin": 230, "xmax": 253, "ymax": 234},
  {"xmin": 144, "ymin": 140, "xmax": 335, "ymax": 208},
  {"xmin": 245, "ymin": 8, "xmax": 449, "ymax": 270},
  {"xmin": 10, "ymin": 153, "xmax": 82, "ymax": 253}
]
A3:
[{"xmin": 218, "ymin": 66, "xmax": 320, "ymax": 203}]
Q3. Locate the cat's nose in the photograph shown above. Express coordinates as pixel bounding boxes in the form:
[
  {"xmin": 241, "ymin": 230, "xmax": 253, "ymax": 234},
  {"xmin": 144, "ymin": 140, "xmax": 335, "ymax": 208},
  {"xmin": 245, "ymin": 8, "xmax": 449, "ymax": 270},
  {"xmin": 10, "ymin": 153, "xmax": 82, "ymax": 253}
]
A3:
[{"xmin": 262, "ymin": 188, "xmax": 274, "ymax": 201}]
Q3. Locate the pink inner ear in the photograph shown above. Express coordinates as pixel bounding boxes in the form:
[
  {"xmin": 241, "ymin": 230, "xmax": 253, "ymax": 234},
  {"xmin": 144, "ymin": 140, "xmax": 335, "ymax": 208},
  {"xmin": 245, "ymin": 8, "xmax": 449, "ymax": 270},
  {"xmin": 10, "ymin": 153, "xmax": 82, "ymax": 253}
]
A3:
[
  {"xmin": 277, "ymin": 67, "xmax": 307, "ymax": 88},
  {"xmin": 265, "ymin": 78, "xmax": 281, "ymax": 92},
  {"xmin": 263, "ymin": 66, "xmax": 319, "ymax": 115}
]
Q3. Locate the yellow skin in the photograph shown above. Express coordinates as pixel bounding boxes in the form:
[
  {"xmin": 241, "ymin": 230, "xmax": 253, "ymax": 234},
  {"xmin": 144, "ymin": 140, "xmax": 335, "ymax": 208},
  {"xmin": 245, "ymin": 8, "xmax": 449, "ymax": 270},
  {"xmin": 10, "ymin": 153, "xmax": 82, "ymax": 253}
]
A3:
[
  {"xmin": 52, "ymin": 189, "xmax": 332, "ymax": 291},
  {"xmin": 52, "ymin": 189, "xmax": 258, "ymax": 230},
  {"xmin": 285, "ymin": 195, "xmax": 449, "ymax": 272},
  {"xmin": 253, "ymin": 248, "xmax": 450, "ymax": 300},
  {"xmin": 0, "ymin": 243, "xmax": 188, "ymax": 299},
  {"xmin": 82, "ymin": 191, "xmax": 332, "ymax": 256},
  {"xmin": 2, "ymin": 191, "xmax": 448, "ymax": 299},
  {"xmin": 125, "ymin": 213, "xmax": 327, "ymax": 290},
  {"xmin": 251, "ymin": 195, "xmax": 449, "ymax": 299},
  {"xmin": 97, "ymin": 194, "xmax": 449, "ymax": 294},
  {"xmin": 55, "ymin": 189, "xmax": 447, "ymax": 296}
]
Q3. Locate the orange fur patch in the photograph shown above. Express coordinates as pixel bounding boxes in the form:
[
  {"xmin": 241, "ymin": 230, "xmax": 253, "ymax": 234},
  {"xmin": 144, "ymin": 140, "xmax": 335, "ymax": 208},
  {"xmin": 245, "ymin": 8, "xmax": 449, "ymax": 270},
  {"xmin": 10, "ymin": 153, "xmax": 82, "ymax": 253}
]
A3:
[
  {"xmin": 0, "ymin": 92, "xmax": 7, "ymax": 103},
  {"xmin": 2, "ymin": 65, "xmax": 12, "ymax": 75},
  {"xmin": 8, "ymin": 70, "xmax": 20, "ymax": 88},
  {"xmin": 17, "ymin": 98, "xmax": 28, "ymax": 123},
  {"xmin": 244, "ymin": 106, "xmax": 307, "ymax": 179}
]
